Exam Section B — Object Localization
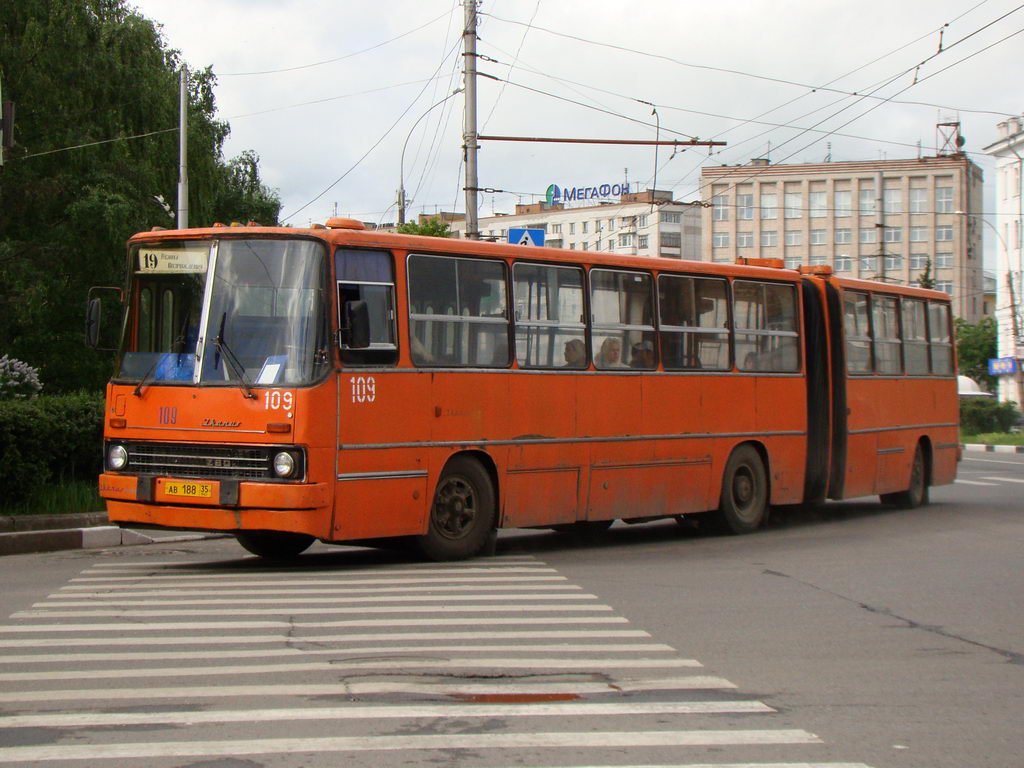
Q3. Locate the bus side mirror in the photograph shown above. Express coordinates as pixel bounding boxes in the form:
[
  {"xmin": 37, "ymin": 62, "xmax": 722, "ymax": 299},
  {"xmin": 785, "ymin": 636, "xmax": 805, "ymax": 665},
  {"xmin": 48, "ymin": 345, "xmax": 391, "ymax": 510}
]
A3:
[
  {"xmin": 85, "ymin": 297, "xmax": 102, "ymax": 348},
  {"xmin": 341, "ymin": 300, "xmax": 370, "ymax": 349}
]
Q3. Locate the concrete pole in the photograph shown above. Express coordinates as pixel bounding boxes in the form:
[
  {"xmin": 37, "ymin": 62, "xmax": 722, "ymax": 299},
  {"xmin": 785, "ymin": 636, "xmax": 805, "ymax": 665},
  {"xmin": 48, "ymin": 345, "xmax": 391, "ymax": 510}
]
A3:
[
  {"xmin": 177, "ymin": 66, "xmax": 189, "ymax": 229},
  {"xmin": 463, "ymin": 1, "xmax": 479, "ymax": 240}
]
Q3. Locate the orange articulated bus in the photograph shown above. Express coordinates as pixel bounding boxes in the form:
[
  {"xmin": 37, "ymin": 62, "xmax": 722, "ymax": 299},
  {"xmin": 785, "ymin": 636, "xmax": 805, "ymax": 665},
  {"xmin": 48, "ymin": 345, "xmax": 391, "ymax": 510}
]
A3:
[{"xmin": 92, "ymin": 219, "xmax": 958, "ymax": 560}]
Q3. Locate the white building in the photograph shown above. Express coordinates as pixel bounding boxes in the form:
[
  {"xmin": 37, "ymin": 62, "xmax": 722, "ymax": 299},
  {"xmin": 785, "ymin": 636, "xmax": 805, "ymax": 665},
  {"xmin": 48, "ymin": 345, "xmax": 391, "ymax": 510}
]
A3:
[
  {"xmin": 983, "ymin": 117, "xmax": 1024, "ymax": 406},
  {"xmin": 449, "ymin": 189, "xmax": 702, "ymax": 260}
]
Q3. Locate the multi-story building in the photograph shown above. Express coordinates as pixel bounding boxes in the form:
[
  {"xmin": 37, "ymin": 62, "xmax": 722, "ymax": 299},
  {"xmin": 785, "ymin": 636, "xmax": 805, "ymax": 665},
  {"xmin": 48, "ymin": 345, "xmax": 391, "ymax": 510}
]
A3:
[
  {"xmin": 449, "ymin": 190, "xmax": 702, "ymax": 260},
  {"xmin": 700, "ymin": 154, "xmax": 984, "ymax": 322},
  {"xmin": 983, "ymin": 116, "xmax": 1024, "ymax": 405}
]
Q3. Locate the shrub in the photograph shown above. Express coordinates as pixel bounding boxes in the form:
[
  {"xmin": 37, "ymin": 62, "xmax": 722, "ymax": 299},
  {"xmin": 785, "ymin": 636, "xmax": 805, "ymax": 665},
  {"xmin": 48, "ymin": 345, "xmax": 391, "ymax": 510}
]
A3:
[
  {"xmin": 0, "ymin": 392, "xmax": 104, "ymax": 506},
  {"xmin": 960, "ymin": 398, "xmax": 1022, "ymax": 435},
  {"xmin": 0, "ymin": 355, "xmax": 42, "ymax": 400}
]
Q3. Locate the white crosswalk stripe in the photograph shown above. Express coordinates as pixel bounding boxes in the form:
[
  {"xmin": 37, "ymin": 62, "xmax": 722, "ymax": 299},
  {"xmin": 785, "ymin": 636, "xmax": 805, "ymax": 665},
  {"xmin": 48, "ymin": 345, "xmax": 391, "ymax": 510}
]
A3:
[{"xmin": 0, "ymin": 554, "xmax": 874, "ymax": 767}]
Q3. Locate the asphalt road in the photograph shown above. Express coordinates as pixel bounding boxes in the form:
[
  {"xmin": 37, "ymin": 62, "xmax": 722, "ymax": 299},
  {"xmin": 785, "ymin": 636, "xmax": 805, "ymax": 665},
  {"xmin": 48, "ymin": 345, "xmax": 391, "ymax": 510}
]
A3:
[{"xmin": 0, "ymin": 450, "xmax": 1021, "ymax": 768}]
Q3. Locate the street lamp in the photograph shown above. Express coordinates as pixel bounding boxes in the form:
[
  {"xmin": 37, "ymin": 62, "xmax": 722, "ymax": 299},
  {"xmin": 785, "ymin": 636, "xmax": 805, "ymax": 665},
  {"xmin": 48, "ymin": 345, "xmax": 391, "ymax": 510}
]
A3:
[{"xmin": 398, "ymin": 89, "xmax": 463, "ymax": 226}]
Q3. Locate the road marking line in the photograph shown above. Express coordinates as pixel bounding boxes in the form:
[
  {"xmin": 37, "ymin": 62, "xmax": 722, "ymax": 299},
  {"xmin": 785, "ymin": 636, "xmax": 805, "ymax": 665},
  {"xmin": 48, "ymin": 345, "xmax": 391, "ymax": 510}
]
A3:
[
  {"xmin": 0, "ymin": 700, "xmax": 774, "ymax": 728},
  {"xmin": 0, "ymin": 629, "xmax": 652, "ymax": 648},
  {"xmin": 979, "ymin": 476, "xmax": 1024, "ymax": 483},
  {"xmin": 0, "ymin": 730, "xmax": 821, "ymax": 762},
  {"xmin": 0, "ymin": 676, "xmax": 738, "ymax": 703},
  {"xmin": 69, "ymin": 566, "xmax": 560, "ymax": 582},
  {"xmin": 0, "ymin": 616, "xmax": 630, "ymax": 633},
  {"xmin": 0, "ymin": 644, "xmax": 678, "ymax": 664},
  {"xmin": 13, "ymin": 603, "xmax": 612, "ymax": 619},
  {"xmin": 37, "ymin": 592, "xmax": 599, "ymax": 607},
  {"xmin": 54, "ymin": 584, "xmax": 584, "ymax": 598},
  {"xmin": 82, "ymin": 555, "xmax": 542, "ymax": 570},
  {"xmin": 61, "ymin": 575, "xmax": 569, "ymax": 589},
  {"xmin": 953, "ymin": 479, "xmax": 998, "ymax": 486},
  {"xmin": 962, "ymin": 456, "xmax": 1024, "ymax": 465},
  {"xmin": 0, "ymin": 656, "xmax": 703, "ymax": 682}
]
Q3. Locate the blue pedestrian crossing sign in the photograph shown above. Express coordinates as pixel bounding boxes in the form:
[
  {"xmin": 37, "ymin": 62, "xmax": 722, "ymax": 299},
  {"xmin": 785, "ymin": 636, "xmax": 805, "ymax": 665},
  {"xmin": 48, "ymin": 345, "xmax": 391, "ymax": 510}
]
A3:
[{"xmin": 508, "ymin": 228, "xmax": 545, "ymax": 247}]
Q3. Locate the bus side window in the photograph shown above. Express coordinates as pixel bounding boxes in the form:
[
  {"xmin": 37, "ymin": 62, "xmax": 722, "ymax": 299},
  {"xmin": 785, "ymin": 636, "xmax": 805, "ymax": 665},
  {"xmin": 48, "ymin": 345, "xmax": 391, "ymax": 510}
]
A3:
[
  {"xmin": 336, "ymin": 248, "xmax": 398, "ymax": 366},
  {"xmin": 590, "ymin": 269, "xmax": 656, "ymax": 369},
  {"xmin": 734, "ymin": 280, "xmax": 799, "ymax": 372},
  {"xmin": 928, "ymin": 301, "xmax": 953, "ymax": 375},
  {"xmin": 408, "ymin": 254, "xmax": 510, "ymax": 367},
  {"xmin": 513, "ymin": 263, "xmax": 585, "ymax": 368},
  {"xmin": 872, "ymin": 295, "xmax": 902, "ymax": 374},
  {"xmin": 658, "ymin": 275, "xmax": 729, "ymax": 370},
  {"xmin": 843, "ymin": 291, "xmax": 872, "ymax": 374},
  {"xmin": 902, "ymin": 298, "xmax": 929, "ymax": 375}
]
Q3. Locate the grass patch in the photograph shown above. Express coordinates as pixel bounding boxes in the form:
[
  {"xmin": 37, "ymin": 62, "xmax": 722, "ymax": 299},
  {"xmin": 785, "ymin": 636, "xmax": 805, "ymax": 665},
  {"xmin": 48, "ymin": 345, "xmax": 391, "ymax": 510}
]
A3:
[
  {"xmin": 0, "ymin": 480, "xmax": 103, "ymax": 517},
  {"xmin": 960, "ymin": 431, "xmax": 1024, "ymax": 446}
]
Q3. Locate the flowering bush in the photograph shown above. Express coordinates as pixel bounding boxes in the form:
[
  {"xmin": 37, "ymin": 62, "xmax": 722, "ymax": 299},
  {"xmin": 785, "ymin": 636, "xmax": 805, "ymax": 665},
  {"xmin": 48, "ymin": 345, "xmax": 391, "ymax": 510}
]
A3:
[{"xmin": 0, "ymin": 355, "xmax": 43, "ymax": 400}]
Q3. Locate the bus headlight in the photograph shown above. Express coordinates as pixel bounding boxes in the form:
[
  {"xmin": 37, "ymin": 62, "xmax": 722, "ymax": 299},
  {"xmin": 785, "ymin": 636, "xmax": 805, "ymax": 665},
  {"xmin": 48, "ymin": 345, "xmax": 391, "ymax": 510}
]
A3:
[
  {"xmin": 107, "ymin": 444, "xmax": 128, "ymax": 471},
  {"xmin": 272, "ymin": 451, "xmax": 296, "ymax": 478}
]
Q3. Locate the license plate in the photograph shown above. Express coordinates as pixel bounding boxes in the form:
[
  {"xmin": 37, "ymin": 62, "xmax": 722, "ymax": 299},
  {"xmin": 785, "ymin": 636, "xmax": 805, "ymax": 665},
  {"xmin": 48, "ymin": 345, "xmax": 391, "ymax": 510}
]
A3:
[{"xmin": 163, "ymin": 481, "xmax": 213, "ymax": 499}]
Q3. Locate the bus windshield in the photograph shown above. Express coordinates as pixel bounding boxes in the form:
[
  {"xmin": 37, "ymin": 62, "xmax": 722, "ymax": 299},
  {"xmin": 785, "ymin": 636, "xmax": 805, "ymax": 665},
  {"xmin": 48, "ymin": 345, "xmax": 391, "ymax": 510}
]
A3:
[{"xmin": 117, "ymin": 238, "xmax": 328, "ymax": 388}]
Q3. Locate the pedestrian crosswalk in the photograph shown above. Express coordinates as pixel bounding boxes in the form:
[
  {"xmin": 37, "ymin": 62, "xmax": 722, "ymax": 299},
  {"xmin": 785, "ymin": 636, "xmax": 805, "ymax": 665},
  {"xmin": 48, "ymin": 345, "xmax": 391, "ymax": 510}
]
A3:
[{"xmin": 0, "ymin": 554, "xmax": 873, "ymax": 767}]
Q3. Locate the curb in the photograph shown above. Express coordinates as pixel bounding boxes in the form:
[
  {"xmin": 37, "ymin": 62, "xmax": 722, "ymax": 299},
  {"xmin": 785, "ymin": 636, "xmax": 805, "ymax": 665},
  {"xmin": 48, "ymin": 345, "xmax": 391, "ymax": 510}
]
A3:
[
  {"xmin": 961, "ymin": 443, "xmax": 1024, "ymax": 454},
  {"xmin": 0, "ymin": 520, "xmax": 229, "ymax": 557}
]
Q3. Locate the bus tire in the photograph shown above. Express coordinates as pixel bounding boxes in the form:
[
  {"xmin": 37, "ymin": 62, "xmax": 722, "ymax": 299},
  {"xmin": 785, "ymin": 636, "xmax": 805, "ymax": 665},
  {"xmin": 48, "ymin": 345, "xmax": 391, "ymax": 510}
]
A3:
[
  {"xmin": 417, "ymin": 456, "xmax": 496, "ymax": 561},
  {"xmin": 716, "ymin": 445, "xmax": 768, "ymax": 534},
  {"xmin": 880, "ymin": 444, "xmax": 929, "ymax": 509},
  {"xmin": 235, "ymin": 531, "xmax": 315, "ymax": 560}
]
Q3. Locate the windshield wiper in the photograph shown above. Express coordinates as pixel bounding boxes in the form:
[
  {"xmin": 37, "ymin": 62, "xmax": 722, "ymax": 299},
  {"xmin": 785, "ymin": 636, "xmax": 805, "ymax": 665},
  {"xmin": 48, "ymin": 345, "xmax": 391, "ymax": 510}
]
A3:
[
  {"xmin": 132, "ymin": 334, "xmax": 188, "ymax": 398},
  {"xmin": 212, "ymin": 313, "xmax": 257, "ymax": 400}
]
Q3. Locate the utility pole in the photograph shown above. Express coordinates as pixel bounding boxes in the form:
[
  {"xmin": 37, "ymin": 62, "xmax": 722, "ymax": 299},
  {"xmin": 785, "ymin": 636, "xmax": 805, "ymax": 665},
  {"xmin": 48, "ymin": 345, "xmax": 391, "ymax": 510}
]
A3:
[
  {"xmin": 177, "ymin": 66, "xmax": 189, "ymax": 229},
  {"xmin": 463, "ymin": 1, "xmax": 479, "ymax": 240},
  {"xmin": 0, "ymin": 79, "xmax": 14, "ymax": 168}
]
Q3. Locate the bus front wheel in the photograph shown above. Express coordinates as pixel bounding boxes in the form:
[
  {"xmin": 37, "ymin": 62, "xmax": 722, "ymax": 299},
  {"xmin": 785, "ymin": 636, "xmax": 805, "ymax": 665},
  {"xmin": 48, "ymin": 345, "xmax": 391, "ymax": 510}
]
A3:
[
  {"xmin": 417, "ymin": 456, "xmax": 496, "ymax": 561},
  {"xmin": 235, "ymin": 531, "xmax": 315, "ymax": 560},
  {"xmin": 716, "ymin": 445, "xmax": 768, "ymax": 534},
  {"xmin": 880, "ymin": 444, "xmax": 929, "ymax": 509}
]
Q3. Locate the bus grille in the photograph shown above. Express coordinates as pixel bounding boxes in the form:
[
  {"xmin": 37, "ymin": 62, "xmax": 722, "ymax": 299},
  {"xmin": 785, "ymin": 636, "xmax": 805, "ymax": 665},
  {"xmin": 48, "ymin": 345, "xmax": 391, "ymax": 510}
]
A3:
[{"xmin": 126, "ymin": 443, "xmax": 272, "ymax": 480}]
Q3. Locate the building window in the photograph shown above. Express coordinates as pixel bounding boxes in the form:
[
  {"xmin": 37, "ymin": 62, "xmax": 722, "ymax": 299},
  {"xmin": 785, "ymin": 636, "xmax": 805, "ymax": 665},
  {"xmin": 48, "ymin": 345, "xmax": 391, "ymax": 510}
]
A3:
[
  {"xmin": 935, "ymin": 252, "xmax": 953, "ymax": 268},
  {"xmin": 569, "ymin": 243, "xmax": 576, "ymax": 250},
  {"xmin": 737, "ymin": 231, "xmax": 754, "ymax": 248},
  {"xmin": 834, "ymin": 190, "xmax": 852, "ymax": 217},
  {"xmin": 638, "ymin": 234, "xmax": 648, "ymax": 249},
  {"xmin": 785, "ymin": 230, "xmax": 802, "ymax": 246},
  {"xmin": 935, "ymin": 225, "xmax": 953, "ymax": 241},
  {"xmin": 784, "ymin": 192, "xmax": 802, "ymax": 218},
  {"xmin": 884, "ymin": 254, "xmax": 902, "ymax": 271},
  {"xmin": 860, "ymin": 227, "xmax": 878, "ymax": 244},
  {"xmin": 712, "ymin": 196, "xmax": 729, "ymax": 221},
  {"xmin": 809, "ymin": 252, "xmax": 828, "ymax": 265},
  {"xmin": 761, "ymin": 230, "xmax": 778, "ymax": 247},
  {"xmin": 581, "ymin": 242, "xmax": 588, "ymax": 251},
  {"xmin": 661, "ymin": 211, "xmax": 681, "ymax": 224},
  {"xmin": 569, "ymin": 222, "xmax": 575, "ymax": 235},
  {"xmin": 909, "ymin": 226, "xmax": 928, "ymax": 242},
  {"xmin": 737, "ymin": 194, "xmax": 754, "ymax": 220},
  {"xmin": 619, "ymin": 234, "xmax": 633, "ymax": 247},
  {"xmin": 809, "ymin": 191, "xmax": 827, "ymax": 218},
  {"xmin": 859, "ymin": 188, "xmax": 876, "ymax": 215},
  {"xmin": 607, "ymin": 240, "xmax": 615, "ymax": 251},
  {"xmin": 883, "ymin": 188, "xmax": 902, "ymax": 214},
  {"xmin": 662, "ymin": 232, "xmax": 681, "ymax": 248},
  {"xmin": 637, "ymin": 214, "xmax": 648, "ymax": 228},
  {"xmin": 835, "ymin": 255, "xmax": 852, "ymax": 272},
  {"xmin": 608, "ymin": 218, "xmax": 616, "ymax": 230},
  {"xmin": 551, "ymin": 223, "xmax": 562, "ymax": 234},
  {"xmin": 761, "ymin": 193, "xmax": 778, "ymax": 219},
  {"xmin": 860, "ymin": 256, "xmax": 877, "ymax": 271},
  {"xmin": 936, "ymin": 186, "xmax": 954, "ymax": 213},
  {"xmin": 935, "ymin": 280, "xmax": 953, "ymax": 295},
  {"xmin": 810, "ymin": 229, "xmax": 827, "ymax": 245},
  {"xmin": 784, "ymin": 256, "xmax": 802, "ymax": 269},
  {"xmin": 596, "ymin": 220, "xmax": 603, "ymax": 232},
  {"xmin": 910, "ymin": 188, "xmax": 927, "ymax": 213},
  {"xmin": 835, "ymin": 228, "xmax": 852, "ymax": 244},
  {"xmin": 883, "ymin": 226, "xmax": 902, "ymax": 243},
  {"xmin": 582, "ymin": 221, "xmax": 589, "ymax": 234},
  {"xmin": 713, "ymin": 231, "xmax": 730, "ymax": 248},
  {"xmin": 910, "ymin": 254, "xmax": 929, "ymax": 270}
]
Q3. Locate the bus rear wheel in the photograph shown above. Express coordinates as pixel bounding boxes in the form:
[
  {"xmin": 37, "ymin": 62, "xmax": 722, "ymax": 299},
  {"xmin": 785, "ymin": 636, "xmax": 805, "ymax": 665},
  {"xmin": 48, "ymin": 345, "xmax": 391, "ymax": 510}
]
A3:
[
  {"xmin": 880, "ymin": 444, "xmax": 929, "ymax": 509},
  {"xmin": 417, "ymin": 456, "xmax": 496, "ymax": 561},
  {"xmin": 235, "ymin": 531, "xmax": 315, "ymax": 560},
  {"xmin": 716, "ymin": 445, "xmax": 768, "ymax": 534}
]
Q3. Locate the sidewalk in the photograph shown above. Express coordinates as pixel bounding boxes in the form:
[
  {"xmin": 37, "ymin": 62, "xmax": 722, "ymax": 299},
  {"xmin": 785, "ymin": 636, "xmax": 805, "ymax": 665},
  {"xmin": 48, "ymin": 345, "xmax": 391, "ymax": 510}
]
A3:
[{"xmin": 0, "ymin": 512, "xmax": 226, "ymax": 557}]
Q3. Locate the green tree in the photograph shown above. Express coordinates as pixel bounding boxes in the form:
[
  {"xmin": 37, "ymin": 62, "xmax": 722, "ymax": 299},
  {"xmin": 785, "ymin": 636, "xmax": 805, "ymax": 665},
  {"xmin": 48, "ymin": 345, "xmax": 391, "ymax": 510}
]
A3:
[
  {"xmin": 955, "ymin": 316, "xmax": 997, "ymax": 391},
  {"xmin": 396, "ymin": 216, "xmax": 452, "ymax": 237},
  {"xmin": 917, "ymin": 258, "xmax": 935, "ymax": 289},
  {"xmin": 0, "ymin": 0, "xmax": 280, "ymax": 392}
]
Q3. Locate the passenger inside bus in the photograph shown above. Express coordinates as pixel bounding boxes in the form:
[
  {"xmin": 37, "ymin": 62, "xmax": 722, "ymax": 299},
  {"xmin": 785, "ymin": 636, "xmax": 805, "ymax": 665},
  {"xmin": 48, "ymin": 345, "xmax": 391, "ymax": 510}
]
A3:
[
  {"xmin": 563, "ymin": 338, "xmax": 586, "ymax": 367},
  {"xmin": 629, "ymin": 340, "xmax": 656, "ymax": 369},
  {"xmin": 595, "ymin": 336, "xmax": 626, "ymax": 368}
]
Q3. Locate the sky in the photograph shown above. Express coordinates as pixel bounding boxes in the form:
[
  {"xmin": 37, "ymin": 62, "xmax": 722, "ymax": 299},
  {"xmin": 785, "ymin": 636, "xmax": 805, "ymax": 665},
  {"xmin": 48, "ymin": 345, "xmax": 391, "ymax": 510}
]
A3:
[{"xmin": 130, "ymin": 0, "xmax": 1022, "ymax": 246}]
